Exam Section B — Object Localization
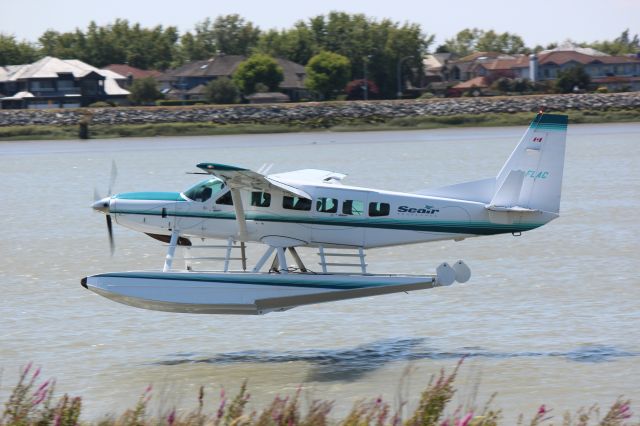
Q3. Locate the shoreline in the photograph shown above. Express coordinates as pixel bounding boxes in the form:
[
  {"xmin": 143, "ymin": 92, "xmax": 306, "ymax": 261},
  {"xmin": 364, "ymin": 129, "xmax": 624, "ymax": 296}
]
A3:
[
  {"xmin": 1, "ymin": 92, "xmax": 639, "ymax": 141},
  {"xmin": 0, "ymin": 109, "xmax": 639, "ymax": 141}
]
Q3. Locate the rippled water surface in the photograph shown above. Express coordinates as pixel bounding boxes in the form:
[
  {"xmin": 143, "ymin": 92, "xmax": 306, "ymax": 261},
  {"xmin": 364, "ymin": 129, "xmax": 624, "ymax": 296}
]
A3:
[{"xmin": 1, "ymin": 123, "xmax": 639, "ymax": 421}]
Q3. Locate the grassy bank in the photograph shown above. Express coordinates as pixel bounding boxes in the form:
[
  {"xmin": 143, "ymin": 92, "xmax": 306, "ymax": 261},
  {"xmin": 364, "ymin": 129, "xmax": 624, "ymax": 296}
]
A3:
[
  {"xmin": 1, "ymin": 109, "xmax": 639, "ymax": 141},
  {"xmin": 1, "ymin": 362, "xmax": 635, "ymax": 426}
]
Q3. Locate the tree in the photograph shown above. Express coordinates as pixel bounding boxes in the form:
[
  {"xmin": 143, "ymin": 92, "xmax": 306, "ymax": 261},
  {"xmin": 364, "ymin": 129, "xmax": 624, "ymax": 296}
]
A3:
[
  {"xmin": 305, "ymin": 51, "xmax": 351, "ymax": 99},
  {"xmin": 204, "ymin": 77, "xmax": 240, "ymax": 104},
  {"xmin": 256, "ymin": 22, "xmax": 316, "ymax": 66},
  {"xmin": 179, "ymin": 15, "xmax": 261, "ymax": 60},
  {"xmin": 232, "ymin": 54, "xmax": 283, "ymax": 94},
  {"xmin": 0, "ymin": 33, "xmax": 39, "ymax": 65},
  {"xmin": 212, "ymin": 14, "xmax": 260, "ymax": 55},
  {"xmin": 590, "ymin": 29, "xmax": 640, "ymax": 55},
  {"xmin": 555, "ymin": 66, "xmax": 591, "ymax": 93},
  {"xmin": 37, "ymin": 20, "xmax": 181, "ymax": 69},
  {"xmin": 443, "ymin": 28, "xmax": 481, "ymax": 56},
  {"xmin": 128, "ymin": 77, "xmax": 163, "ymax": 105},
  {"xmin": 254, "ymin": 12, "xmax": 434, "ymax": 98},
  {"xmin": 444, "ymin": 28, "xmax": 528, "ymax": 56}
]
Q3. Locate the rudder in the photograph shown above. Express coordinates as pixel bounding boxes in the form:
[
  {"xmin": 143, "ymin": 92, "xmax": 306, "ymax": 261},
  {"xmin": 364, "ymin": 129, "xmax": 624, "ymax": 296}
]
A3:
[{"xmin": 495, "ymin": 113, "xmax": 567, "ymax": 214}]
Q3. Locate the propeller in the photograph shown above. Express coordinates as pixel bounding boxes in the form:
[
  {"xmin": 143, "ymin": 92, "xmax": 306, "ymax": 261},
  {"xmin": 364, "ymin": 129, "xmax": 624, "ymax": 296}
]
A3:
[{"xmin": 92, "ymin": 160, "xmax": 118, "ymax": 256}]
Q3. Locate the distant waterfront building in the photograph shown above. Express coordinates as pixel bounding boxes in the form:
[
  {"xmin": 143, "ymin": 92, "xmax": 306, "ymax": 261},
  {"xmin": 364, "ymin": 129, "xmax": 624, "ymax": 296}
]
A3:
[
  {"xmin": 102, "ymin": 64, "xmax": 163, "ymax": 88},
  {"xmin": 158, "ymin": 54, "xmax": 308, "ymax": 101},
  {"xmin": 0, "ymin": 56, "xmax": 130, "ymax": 109},
  {"xmin": 423, "ymin": 43, "xmax": 640, "ymax": 94}
]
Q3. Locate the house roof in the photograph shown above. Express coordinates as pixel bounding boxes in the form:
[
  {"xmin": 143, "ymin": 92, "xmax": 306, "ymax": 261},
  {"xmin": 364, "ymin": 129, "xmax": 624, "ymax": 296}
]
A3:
[
  {"xmin": 186, "ymin": 84, "xmax": 208, "ymax": 95},
  {"xmin": 591, "ymin": 76, "xmax": 640, "ymax": 83},
  {"xmin": 1, "ymin": 91, "xmax": 35, "ymax": 100},
  {"xmin": 161, "ymin": 55, "xmax": 246, "ymax": 80},
  {"xmin": 423, "ymin": 53, "xmax": 454, "ymax": 69},
  {"xmin": 103, "ymin": 64, "xmax": 162, "ymax": 80},
  {"xmin": 458, "ymin": 51, "xmax": 502, "ymax": 62},
  {"xmin": 541, "ymin": 41, "xmax": 608, "ymax": 57},
  {"xmin": 160, "ymin": 55, "xmax": 306, "ymax": 89},
  {"xmin": 452, "ymin": 76, "xmax": 489, "ymax": 89},
  {"xmin": 0, "ymin": 57, "xmax": 130, "ymax": 96},
  {"xmin": 478, "ymin": 55, "xmax": 529, "ymax": 71},
  {"xmin": 276, "ymin": 58, "xmax": 306, "ymax": 89},
  {"xmin": 538, "ymin": 51, "xmax": 640, "ymax": 66}
]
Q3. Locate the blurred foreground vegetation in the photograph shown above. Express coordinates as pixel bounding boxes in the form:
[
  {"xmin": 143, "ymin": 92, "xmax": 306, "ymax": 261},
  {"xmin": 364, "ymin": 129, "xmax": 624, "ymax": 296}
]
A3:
[{"xmin": 1, "ymin": 362, "xmax": 636, "ymax": 426}]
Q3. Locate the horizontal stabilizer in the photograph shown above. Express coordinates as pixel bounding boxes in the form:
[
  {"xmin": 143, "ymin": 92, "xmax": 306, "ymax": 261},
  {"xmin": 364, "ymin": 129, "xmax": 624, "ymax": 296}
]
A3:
[
  {"xmin": 486, "ymin": 205, "xmax": 539, "ymax": 213},
  {"xmin": 415, "ymin": 177, "xmax": 496, "ymax": 203},
  {"xmin": 488, "ymin": 170, "xmax": 524, "ymax": 208}
]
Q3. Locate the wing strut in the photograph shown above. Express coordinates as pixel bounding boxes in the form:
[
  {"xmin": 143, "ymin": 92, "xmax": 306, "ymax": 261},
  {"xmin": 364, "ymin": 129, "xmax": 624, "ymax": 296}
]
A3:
[{"xmin": 230, "ymin": 188, "xmax": 248, "ymax": 241}]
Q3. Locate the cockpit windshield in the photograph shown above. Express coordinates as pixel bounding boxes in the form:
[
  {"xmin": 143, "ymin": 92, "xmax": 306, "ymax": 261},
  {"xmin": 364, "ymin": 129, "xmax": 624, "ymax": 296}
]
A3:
[{"xmin": 183, "ymin": 178, "xmax": 225, "ymax": 202}]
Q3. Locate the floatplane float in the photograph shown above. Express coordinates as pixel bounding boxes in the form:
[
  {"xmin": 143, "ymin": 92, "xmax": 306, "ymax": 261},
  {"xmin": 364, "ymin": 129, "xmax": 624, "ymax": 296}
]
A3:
[{"xmin": 83, "ymin": 113, "xmax": 567, "ymax": 315}]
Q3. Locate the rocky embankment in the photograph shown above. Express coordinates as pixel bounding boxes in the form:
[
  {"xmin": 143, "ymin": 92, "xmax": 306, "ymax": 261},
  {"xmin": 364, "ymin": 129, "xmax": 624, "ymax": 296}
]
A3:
[{"xmin": 1, "ymin": 92, "xmax": 639, "ymax": 127}]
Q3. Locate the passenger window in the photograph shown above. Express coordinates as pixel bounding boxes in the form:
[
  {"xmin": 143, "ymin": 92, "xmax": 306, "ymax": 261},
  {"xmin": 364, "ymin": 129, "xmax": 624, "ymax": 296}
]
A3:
[
  {"xmin": 216, "ymin": 191, "xmax": 234, "ymax": 205},
  {"xmin": 283, "ymin": 196, "xmax": 311, "ymax": 211},
  {"xmin": 316, "ymin": 197, "xmax": 338, "ymax": 213},
  {"xmin": 251, "ymin": 192, "xmax": 271, "ymax": 207},
  {"xmin": 342, "ymin": 200, "xmax": 364, "ymax": 216},
  {"xmin": 369, "ymin": 202, "xmax": 390, "ymax": 217}
]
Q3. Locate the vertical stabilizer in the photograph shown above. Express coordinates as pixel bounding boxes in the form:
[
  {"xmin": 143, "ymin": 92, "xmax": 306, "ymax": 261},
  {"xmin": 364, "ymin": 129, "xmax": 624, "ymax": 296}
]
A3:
[{"xmin": 495, "ymin": 114, "xmax": 567, "ymax": 214}]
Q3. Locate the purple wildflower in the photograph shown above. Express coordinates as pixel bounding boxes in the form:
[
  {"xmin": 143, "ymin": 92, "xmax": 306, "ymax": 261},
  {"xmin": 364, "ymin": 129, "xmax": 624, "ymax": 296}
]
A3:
[
  {"xmin": 458, "ymin": 413, "xmax": 473, "ymax": 426},
  {"xmin": 217, "ymin": 398, "xmax": 226, "ymax": 419}
]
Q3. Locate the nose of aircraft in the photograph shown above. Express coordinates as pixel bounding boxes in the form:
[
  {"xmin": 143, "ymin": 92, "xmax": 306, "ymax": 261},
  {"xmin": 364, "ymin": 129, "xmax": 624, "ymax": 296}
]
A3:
[{"xmin": 92, "ymin": 197, "xmax": 111, "ymax": 213}]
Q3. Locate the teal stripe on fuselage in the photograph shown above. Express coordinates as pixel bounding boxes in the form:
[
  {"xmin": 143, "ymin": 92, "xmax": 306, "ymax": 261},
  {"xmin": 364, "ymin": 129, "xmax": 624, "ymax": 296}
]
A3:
[
  {"xmin": 114, "ymin": 192, "xmax": 186, "ymax": 201},
  {"xmin": 111, "ymin": 207, "xmax": 542, "ymax": 235}
]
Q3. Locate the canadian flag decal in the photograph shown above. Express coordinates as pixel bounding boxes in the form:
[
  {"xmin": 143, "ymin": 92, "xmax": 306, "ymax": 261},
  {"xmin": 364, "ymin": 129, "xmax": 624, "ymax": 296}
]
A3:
[{"xmin": 532, "ymin": 137, "xmax": 543, "ymax": 142}]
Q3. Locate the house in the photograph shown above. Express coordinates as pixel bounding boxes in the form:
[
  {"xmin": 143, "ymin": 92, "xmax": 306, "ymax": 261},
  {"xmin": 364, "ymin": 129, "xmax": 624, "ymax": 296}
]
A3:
[
  {"xmin": 511, "ymin": 49, "xmax": 640, "ymax": 91},
  {"xmin": 450, "ymin": 76, "xmax": 490, "ymax": 97},
  {"xmin": 423, "ymin": 42, "xmax": 640, "ymax": 94},
  {"xmin": 0, "ymin": 56, "xmax": 129, "ymax": 109},
  {"xmin": 102, "ymin": 64, "xmax": 162, "ymax": 88},
  {"xmin": 159, "ymin": 55, "xmax": 308, "ymax": 101}
]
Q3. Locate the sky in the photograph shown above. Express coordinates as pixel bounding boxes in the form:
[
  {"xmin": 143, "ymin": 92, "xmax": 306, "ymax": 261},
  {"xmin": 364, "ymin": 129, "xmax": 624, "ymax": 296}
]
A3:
[{"xmin": 1, "ymin": 0, "xmax": 639, "ymax": 49}]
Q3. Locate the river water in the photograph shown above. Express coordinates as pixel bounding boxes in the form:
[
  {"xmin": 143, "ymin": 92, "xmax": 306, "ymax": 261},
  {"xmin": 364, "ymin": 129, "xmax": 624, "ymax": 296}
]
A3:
[{"xmin": 1, "ymin": 123, "xmax": 639, "ymax": 422}]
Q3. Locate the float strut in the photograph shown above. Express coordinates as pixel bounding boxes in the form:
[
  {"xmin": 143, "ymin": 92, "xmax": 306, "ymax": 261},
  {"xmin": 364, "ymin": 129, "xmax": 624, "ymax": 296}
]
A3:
[
  {"xmin": 163, "ymin": 229, "xmax": 180, "ymax": 272},
  {"xmin": 252, "ymin": 246, "xmax": 276, "ymax": 273}
]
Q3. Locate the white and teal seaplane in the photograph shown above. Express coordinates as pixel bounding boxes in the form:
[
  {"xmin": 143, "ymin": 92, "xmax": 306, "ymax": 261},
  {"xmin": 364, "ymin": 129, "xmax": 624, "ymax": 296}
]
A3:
[{"xmin": 83, "ymin": 113, "xmax": 567, "ymax": 315}]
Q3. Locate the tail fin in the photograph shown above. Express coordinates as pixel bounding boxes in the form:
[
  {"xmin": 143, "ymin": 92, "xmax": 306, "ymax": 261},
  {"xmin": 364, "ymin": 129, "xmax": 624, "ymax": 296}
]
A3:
[{"xmin": 492, "ymin": 113, "xmax": 567, "ymax": 214}]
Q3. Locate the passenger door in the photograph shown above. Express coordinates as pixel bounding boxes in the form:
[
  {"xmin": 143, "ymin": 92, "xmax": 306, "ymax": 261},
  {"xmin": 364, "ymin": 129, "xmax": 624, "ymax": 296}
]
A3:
[{"xmin": 311, "ymin": 189, "xmax": 367, "ymax": 247}]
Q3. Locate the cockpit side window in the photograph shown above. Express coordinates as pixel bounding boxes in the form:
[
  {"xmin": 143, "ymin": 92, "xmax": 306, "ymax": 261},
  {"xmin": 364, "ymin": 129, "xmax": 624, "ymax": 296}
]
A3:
[
  {"xmin": 251, "ymin": 192, "xmax": 271, "ymax": 207},
  {"xmin": 183, "ymin": 178, "xmax": 224, "ymax": 202},
  {"xmin": 283, "ymin": 196, "xmax": 311, "ymax": 211},
  {"xmin": 216, "ymin": 190, "xmax": 234, "ymax": 205}
]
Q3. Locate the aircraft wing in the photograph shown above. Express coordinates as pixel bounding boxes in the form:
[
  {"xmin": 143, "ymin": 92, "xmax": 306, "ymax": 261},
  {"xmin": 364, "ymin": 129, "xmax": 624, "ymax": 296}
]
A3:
[
  {"xmin": 196, "ymin": 163, "xmax": 311, "ymax": 199},
  {"xmin": 268, "ymin": 169, "xmax": 347, "ymax": 184}
]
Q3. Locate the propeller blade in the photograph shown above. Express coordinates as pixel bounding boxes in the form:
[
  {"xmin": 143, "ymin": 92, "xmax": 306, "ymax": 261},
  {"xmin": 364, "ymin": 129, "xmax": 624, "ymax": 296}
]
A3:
[
  {"xmin": 106, "ymin": 214, "xmax": 115, "ymax": 256},
  {"xmin": 93, "ymin": 187, "xmax": 101, "ymax": 202},
  {"xmin": 107, "ymin": 160, "xmax": 118, "ymax": 196}
]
